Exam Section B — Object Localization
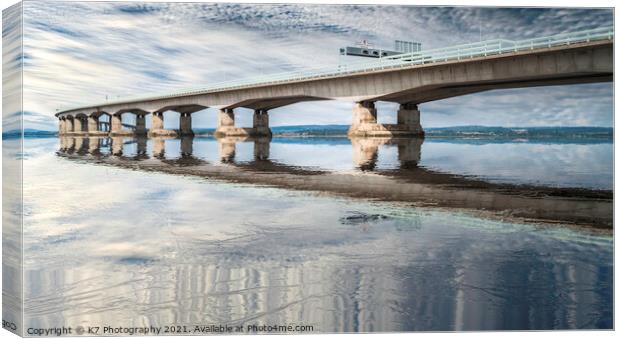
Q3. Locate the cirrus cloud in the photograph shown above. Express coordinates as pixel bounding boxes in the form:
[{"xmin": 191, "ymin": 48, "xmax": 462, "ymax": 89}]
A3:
[{"xmin": 4, "ymin": 2, "xmax": 613, "ymax": 130}]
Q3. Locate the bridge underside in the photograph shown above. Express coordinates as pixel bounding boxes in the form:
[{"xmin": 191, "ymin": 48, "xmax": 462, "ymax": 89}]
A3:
[
  {"xmin": 376, "ymin": 73, "xmax": 613, "ymax": 104},
  {"xmin": 56, "ymin": 40, "xmax": 613, "ymax": 138}
]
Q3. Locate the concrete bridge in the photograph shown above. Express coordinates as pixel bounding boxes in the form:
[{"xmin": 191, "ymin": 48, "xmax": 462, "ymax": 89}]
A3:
[{"xmin": 56, "ymin": 27, "xmax": 613, "ymax": 138}]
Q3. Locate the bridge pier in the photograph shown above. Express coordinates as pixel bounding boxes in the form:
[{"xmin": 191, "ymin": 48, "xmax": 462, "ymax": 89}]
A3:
[
  {"xmin": 73, "ymin": 117, "xmax": 86, "ymax": 135},
  {"xmin": 348, "ymin": 101, "xmax": 378, "ymax": 138},
  {"xmin": 87, "ymin": 116, "xmax": 98, "ymax": 133},
  {"xmin": 214, "ymin": 108, "xmax": 272, "ymax": 138},
  {"xmin": 214, "ymin": 108, "xmax": 237, "ymax": 137},
  {"xmin": 179, "ymin": 113, "xmax": 193, "ymax": 136},
  {"xmin": 397, "ymin": 103, "xmax": 424, "ymax": 136},
  {"xmin": 66, "ymin": 118, "xmax": 74, "ymax": 134},
  {"xmin": 110, "ymin": 115, "xmax": 123, "ymax": 135},
  {"xmin": 111, "ymin": 114, "xmax": 138, "ymax": 136},
  {"xmin": 58, "ymin": 118, "xmax": 66, "ymax": 135},
  {"xmin": 253, "ymin": 109, "xmax": 272, "ymax": 137},
  {"xmin": 86, "ymin": 116, "xmax": 108, "ymax": 136},
  {"xmin": 149, "ymin": 112, "xmax": 178, "ymax": 137},
  {"xmin": 152, "ymin": 112, "xmax": 164, "ymax": 130},
  {"xmin": 353, "ymin": 101, "xmax": 378, "ymax": 125},
  {"xmin": 66, "ymin": 119, "xmax": 72, "ymax": 134},
  {"xmin": 348, "ymin": 101, "xmax": 424, "ymax": 137},
  {"xmin": 81, "ymin": 116, "xmax": 89, "ymax": 133}
]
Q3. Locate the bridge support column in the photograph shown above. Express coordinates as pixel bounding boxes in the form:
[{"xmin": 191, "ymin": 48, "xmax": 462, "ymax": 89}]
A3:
[
  {"xmin": 396, "ymin": 103, "xmax": 424, "ymax": 136},
  {"xmin": 149, "ymin": 112, "xmax": 177, "ymax": 137},
  {"xmin": 58, "ymin": 118, "xmax": 65, "ymax": 135},
  {"xmin": 135, "ymin": 115, "xmax": 147, "ymax": 136},
  {"xmin": 354, "ymin": 101, "xmax": 377, "ymax": 124},
  {"xmin": 74, "ymin": 117, "xmax": 84, "ymax": 135},
  {"xmin": 253, "ymin": 110, "xmax": 272, "ymax": 137},
  {"xmin": 348, "ymin": 101, "xmax": 378, "ymax": 137},
  {"xmin": 348, "ymin": 101, "xmax": 424, "ymax": 137},
  {"xmin": 214, "ymin": 108, "xmax": 273, "ymax": 138},
  {"xmin": 152, "ymin": 112, "xmax": 164, "ymax": 131},
  {"xmin": 110, "ymin": 115, "xmax": 123, "ymax": 134},
  {"xmin": 81, "ymin": 117, "xmax": 89, "ymax": 133},
  {"xmin": 87, "ymin": 116, "xmax": 99, "ymax": 134},
  {"xmin": 63, "ymin": 118, "xmax": 70, "ymax": 134},
  {"xmin": 180, "ymin": 113, "xmax": 194, "ymax": 136},
  {"xmin": 66, "ymin": 118, "xmax": 75, "ymax": 134},
  {"xmin": 214, "ymin": 109, "xmax": 236, "ymax": 137}
]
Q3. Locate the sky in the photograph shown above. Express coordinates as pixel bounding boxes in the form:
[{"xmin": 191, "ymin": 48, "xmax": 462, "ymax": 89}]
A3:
[{"xmin": 2, "ymin": 1, "xmax": 614, "ymax": 131}]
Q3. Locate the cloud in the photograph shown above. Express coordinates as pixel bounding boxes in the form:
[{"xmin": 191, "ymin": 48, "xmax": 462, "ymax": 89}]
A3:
[
  {"xmin": 422, "ymin": 83, "xmax": 613, "ymax": 127},
  {"xmin": 9, "ymin": 2, "xmax": 614, "ymax": 131},
  {"xmin": 2, "ymin": 2, "xmax": 23, "ymax": 132}
]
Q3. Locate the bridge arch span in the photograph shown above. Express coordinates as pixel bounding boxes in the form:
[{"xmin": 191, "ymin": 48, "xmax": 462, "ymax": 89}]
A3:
[{"xmin": 149, "ymin": 104, "xmax": 208, "ymax": 137}]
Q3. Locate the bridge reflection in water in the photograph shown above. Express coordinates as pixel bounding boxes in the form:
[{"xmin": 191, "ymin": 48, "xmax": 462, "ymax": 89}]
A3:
[
  {"xmin": 56, "ymin": 136, "xmax": 612, "ymax": 228},
  {"xmin": 59, "ymin": 135, "xmax": 424, "ymax": 169}
]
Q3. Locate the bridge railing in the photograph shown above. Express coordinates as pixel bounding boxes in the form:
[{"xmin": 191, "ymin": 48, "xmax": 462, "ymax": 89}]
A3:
[
  {"xmin": 169, "ymin": 26, "xmax": 614, "ymax": 92},
  {"xmin": 59, "ymin": 26, "xmax": 613, "ymax": 112},
  {"xmin": 382, "ymin": 26, "xmax": 613, "ymax": 64}
]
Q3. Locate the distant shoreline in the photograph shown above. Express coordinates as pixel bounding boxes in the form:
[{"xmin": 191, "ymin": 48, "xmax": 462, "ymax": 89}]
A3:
[{"xmin": 3, "ymin": 125, "xmax": 613, "ymax": 142}]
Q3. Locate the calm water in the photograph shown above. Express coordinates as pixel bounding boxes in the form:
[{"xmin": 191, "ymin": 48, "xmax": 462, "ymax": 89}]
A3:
[
  {"xmin": 74, "ymin": 136, "xmax": 612, "ymax": 190},
  {"xmin": 11, "ymin": 136, "xmax": 613, "ymax": 332}
]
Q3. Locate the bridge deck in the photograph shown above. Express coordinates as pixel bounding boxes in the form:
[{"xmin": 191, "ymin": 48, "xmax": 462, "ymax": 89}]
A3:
[{"xmin": 57, "ymin": 26, "xmax": 613, "ymax": 114}]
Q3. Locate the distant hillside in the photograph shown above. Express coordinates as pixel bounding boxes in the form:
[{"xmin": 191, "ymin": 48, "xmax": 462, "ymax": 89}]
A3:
[
  {"xmin": 240, "ymin": 125, "xmax": 613, "ymax": 139},
  {"xmin": 273, "ymin": 125, "xmax": 350, "ymax": 136},
  {"xmin": 4, "ymin": 126, "xmax": 613, "ymax": 140},
  {"xmin": 425, "ymin": 126, "xmax": 613, "ymax": 139},
  {"xmin": 2, "ymin": 129, "xmax": 57, "ymax": 139}
]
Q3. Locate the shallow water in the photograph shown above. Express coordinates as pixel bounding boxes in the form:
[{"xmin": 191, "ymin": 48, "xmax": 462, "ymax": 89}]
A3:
[
  {"xmin": 10, "ymin": 137, "xmax": 614, "ymax": 331},
  {"xmin": 90, "ymin": 136, "xmax": 612, "ymax": 190}
]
